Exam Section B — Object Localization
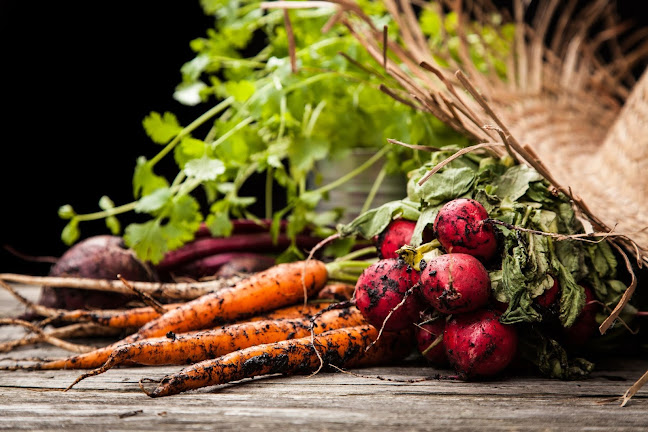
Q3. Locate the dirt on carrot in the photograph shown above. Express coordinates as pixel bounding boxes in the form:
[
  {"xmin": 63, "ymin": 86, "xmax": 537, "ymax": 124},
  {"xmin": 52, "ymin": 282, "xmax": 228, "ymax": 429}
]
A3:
[
  {"xmin": 143, "ymin": 324, "xmax": 413, "ymax": 397},
  {"xmin": 63, "ymin": 306, "xmax": 367, "ymax": 390},
  {"xmin": 126, "ymin": 259, "xmax": 329, "ymax": 343}
]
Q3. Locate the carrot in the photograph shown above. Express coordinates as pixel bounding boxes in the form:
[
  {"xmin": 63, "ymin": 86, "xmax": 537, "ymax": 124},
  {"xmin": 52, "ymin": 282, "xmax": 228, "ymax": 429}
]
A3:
[
  {"xmin": 316, "ymin": 282, "xmax": 355, "ymax": 302},
  {"xmin": 52, "ymin": 303, "xmax": 179, "ymax": 328},
  {"xmin": 9, "ymin": 301, "xmax": 335, "ymax": 372},
  {"xmin": 124, "ymin": 259, "xmax": 329, "ymax": 343},
  {"xmin": 143, "ymin": 324, "xmax": 412, "ymax": 397},
  {"xmin": 63, "ymin": 307, "xmax": 367, "ymax": 390}
]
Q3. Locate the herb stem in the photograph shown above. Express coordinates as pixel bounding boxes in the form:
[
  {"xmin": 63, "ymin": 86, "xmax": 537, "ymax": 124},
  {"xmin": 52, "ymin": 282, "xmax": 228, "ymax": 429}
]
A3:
[
  {"xmin": 310, "ymin": 145, "xmax": 389, "ymax": 196},
  {"xmin": 265, "ymin": 167, "xmax": 274, "ymax": 220},
  {"xmin": 73, "ymin": 201, "xmax": 139, "ymax": 222},
  {"xmin": 335, "ymin": 246, "xmax": 377, "ymax": 262},
  {"xmin": 360, "ymin": 163, "xmax": 387, "ymax": 215},
  {"xmin": 149, "ymin": 97, "xmax": 234, "ymax": 167},
  {"xmin": 210, "ymin": 116, "xmax": 255, "ymax": 149}
]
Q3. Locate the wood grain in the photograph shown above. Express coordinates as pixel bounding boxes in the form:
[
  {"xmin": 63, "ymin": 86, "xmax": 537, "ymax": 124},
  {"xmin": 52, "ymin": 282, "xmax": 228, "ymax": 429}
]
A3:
[{"xmin": 1, "ymin": 284, "xmax": 647, "ymax": 431}]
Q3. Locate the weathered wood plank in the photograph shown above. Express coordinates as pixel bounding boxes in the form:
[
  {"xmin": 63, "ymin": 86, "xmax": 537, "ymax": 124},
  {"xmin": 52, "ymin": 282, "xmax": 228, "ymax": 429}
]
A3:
[{"xmin": 1, "ymin": 284, "xmax": 647, "ymax": 431}]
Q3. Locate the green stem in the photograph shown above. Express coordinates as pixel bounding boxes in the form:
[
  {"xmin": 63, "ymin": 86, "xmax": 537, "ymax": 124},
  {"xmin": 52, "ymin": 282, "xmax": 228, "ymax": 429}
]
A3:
[
  {"xmin": 210, "ymin": 116, "xmax": 255, "ymax": 150},
  {"xmin": 150, "ymin": 97, "xmax": 234, "ymax": 167},
  {"xmin": 360, "ymin": 163, "xmax": 387, "ymax": 214},
  {"xmin": 233, "ymin": 161, "xmax": 259, "ymax": 191},
  {"xmin": 208, "ymin": 56, "xmax": 267, "ymax": 69},
  {"xmin": 310, "ymin": 146, "xmax": 390, "ymax": 196},
  {"xmin": 335, "ymin": 246, "xmax": 378, "ymax": 262},
  {"xmin": 265, "ymin": 167, "xmax": 274, "ymax": 220},
  {"xmin": 325, "ymin": 259, "xmax": 374, "ymax": 282},
  {"xmin": 74, "ymin": 201, "xmax": 139, "ymax": 222}
]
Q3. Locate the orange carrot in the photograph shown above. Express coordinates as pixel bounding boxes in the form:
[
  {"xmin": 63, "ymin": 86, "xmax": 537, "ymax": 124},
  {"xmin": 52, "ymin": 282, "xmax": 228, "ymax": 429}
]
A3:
[
  {"xmin": 143, "ymin": 324, "xmax": 413, "ymax": 397},
  {"xmin": 245, "ymin": 302, "xmax": 331, "ymax": 322},
  {"xmin": 316, "ymin": 282, "xmax": 355, "ymax": 302},
  {"xmin": 17, "ymin": 301, "xmax": 335, "ymax": 372},
  {"xmin": 125, "ymin": 259, "xmax": 328, "ymax": 343},
  {"xmin": 63, "ymin": 307, "xmax": 367, "ymax": 390},
  {"xmin": 55, "ymin": 303, "xmax": 180, "ymax": 328},
  {"xmin": 31, "ymin": 293, "xmax": 331, "ymax": 330}
]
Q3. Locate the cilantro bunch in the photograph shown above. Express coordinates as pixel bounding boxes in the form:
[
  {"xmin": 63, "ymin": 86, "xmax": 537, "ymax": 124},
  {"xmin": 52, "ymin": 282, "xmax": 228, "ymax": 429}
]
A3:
[{"xmin": 59, "ymin": 0, "xmax": 470, "ymax": 264}]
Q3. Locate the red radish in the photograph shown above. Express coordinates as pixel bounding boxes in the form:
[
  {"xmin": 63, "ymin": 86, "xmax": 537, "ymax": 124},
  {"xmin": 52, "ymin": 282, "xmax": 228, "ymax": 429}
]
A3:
[
  {"xmin": 434, "ymin": 198, "xmax": 497, "ymax": 262},
  {"xmin": 376, "ymin": 219, "xmax": 417, "ymax": 259},
  {"xmin": 354, "ymin": 258, "xmax": 423, "ymax": 331},
  {"xmin": 535, "ymin": 278, "xmax": 559, "ymax": 309},
  {"xmin": 415, "ymin": 318, "xmax": 448, "ymax": 366},
  {"xmin": 444, "ymin": 309, "xmax": 518, "ymax": 379},
  {"xmin": 419, "ymin": 253, "xmax": 491, "ymax": 314},
  {"xmin": 562, "ymin": 285, "xmax": 599, "ymax": 347}
]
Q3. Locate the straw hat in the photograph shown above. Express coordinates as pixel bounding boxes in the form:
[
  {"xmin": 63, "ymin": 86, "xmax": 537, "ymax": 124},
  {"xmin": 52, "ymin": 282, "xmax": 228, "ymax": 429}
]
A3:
[{"xmin": 326, "ymin": 0, "xmax": 648, "ymax": 263}]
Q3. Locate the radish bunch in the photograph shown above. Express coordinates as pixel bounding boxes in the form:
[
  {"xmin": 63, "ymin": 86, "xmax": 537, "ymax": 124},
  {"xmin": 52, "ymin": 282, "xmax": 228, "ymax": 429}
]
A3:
[{"xmin": 354, "ymin": 198, "xmax": 519, "ymax": 380}]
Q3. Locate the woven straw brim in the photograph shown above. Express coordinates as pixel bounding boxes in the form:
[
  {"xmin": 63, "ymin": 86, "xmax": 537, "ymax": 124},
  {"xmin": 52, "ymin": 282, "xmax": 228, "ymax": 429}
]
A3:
[{"xmin": 502, "ymin": 69, "xmax": 648, "ymax": 251}]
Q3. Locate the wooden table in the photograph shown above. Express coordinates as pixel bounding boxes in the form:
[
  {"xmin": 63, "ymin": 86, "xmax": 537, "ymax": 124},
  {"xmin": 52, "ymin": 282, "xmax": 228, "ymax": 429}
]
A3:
[{"xmin": 1, "ymin": 284, "xmax": 647, "ymax": 431}]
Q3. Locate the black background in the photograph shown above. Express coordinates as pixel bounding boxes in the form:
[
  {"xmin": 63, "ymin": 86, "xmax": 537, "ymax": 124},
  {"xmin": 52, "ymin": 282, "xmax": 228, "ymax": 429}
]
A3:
[
  {"xmin": 0, "ymin": 1, "xmax": 213, "ymax": 275},
  {"xmin": 1, "ymin": 1, "xmax": 646, "ymax": 276}
]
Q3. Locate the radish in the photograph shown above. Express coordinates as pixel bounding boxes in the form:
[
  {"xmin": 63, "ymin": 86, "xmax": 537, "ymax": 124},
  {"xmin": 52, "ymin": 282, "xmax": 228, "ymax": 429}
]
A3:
[
  {"xmin": 535, "ymin": 278, "xmax": 559, "ymax": 309},
  {"xmin": 419, "ymin": 253, "xmax": 491, "ymax": 314},
  {"xmin": 354, "ymin": 258, "xmax": 423, "ymax": 331},
  {"xmin": 375, "ymin": 219, "xmax": 418, "ymax": 259},
  {"xmin": 444, "ymin": 309, "xmax": 518, "ymax": 379},
  {"xmin": 415, "ymin": 317, "xmax": 448, "ymax": 366},
  {"xmin": 433, "ymin": 198, "xmax": 497, "ymax": 262},
  {"xmin": 562, "ymin": 285, "xmax": 598, "ymax": 347}
]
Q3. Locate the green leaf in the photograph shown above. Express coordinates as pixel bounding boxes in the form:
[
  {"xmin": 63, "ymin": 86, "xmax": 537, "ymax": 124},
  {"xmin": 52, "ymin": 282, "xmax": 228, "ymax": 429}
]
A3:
[
  {"xmin": 493, "ymin": 164, "xmax": 544, "ymax": 201},
  {"xmin": 123, "ymin": 220, "xmax": 168, "ymax": 264},
  {"xmin": 518, "ymin": 327, "xmax": 595, "ymax": 380},
  {"xmin": 338, "ymin": 200, "xmax": 420, "ymax": 240},
  {"xmin": 135, "ymin": 187, "xmax": 172, "ymax": 215},
  {"xmin": 499, "ymin": 237, "xmax": 543, "ymax": 325},
  {"xmin": 184, "ymin": 156, "xmax": 226, "ymax": 181},
  {"xmin": 224, "ymin": 80, "xmax": 256, "ymax": 102},
  {"xmin": 174, "ymin": 137, "xmax": 208, "ymax": 168},
  {"xmin": 61, "ymin": 218, "xmax": 80, "ymax": 245},
  {"xmin": 58, "ymin": 204, "xmax": 76, "ymax": 220},
  {"xmin": 411, "ymin": 204, "xmax": 441, "ymax": 247},
  {"xmin": 174, "ymin": 81, "xmax": 208, "ymax": 106},
  {"xmin": 142, "ymin": 112, "xmax": 183, "ymax": 144},
  {"xmin": 409, "ymin": 167, "xmax": 476, "ymax": 206},
  {"xmin": 125, "ymin": 194, "xmax": 203, "ymax": 264},
  {"xmin": 557, "ymin": 262, "xmax": 586, "ymax": 328},
  {"xmin": 98, "ymin": 196, "xmax": 115, "ymax": 211},
  {"xmin": 288, "ymin": 136, "xmax": 330, "ymax": 179},
  {"xmin": 105, "ymin": 215, "xmax": 121, "ymax": 235},
  {"xmin": 133, "ymin": 156, "xmax": 170, "ymax": 199},
  {"xmin": 205, "ymin": 211, "xmax": 234, "ymax": 237}
]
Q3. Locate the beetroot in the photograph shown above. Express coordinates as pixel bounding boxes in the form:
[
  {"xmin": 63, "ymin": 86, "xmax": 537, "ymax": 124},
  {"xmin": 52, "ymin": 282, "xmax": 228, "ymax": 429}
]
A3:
[
  {"xmin": 354, "ymin": 258, "xmax": 423, "ymax": 331},
  {"xmin": 415, "ymin": 318, "xmax": 448, "ymax": 366},
  {"xmin": 376, "ymin": 219, "xmax": 417, "ymax": 259},
  {"xmin": 419, "ymin": 253, "xmax": 491, "ymax": 314},
  {"xmin": 167, "ymin": 252, "xmax": 276, "ymax": 279},
  {"xmin": 38, "ymin": 235, "xmax": 156, "ymax": 310},
  {"xmin": 444, "ymin": 309, "xmax": 518, "ymax": 379},
  {"xmin": 434, "ymin": 198, "xmax": 497, "ymax": 262}
]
